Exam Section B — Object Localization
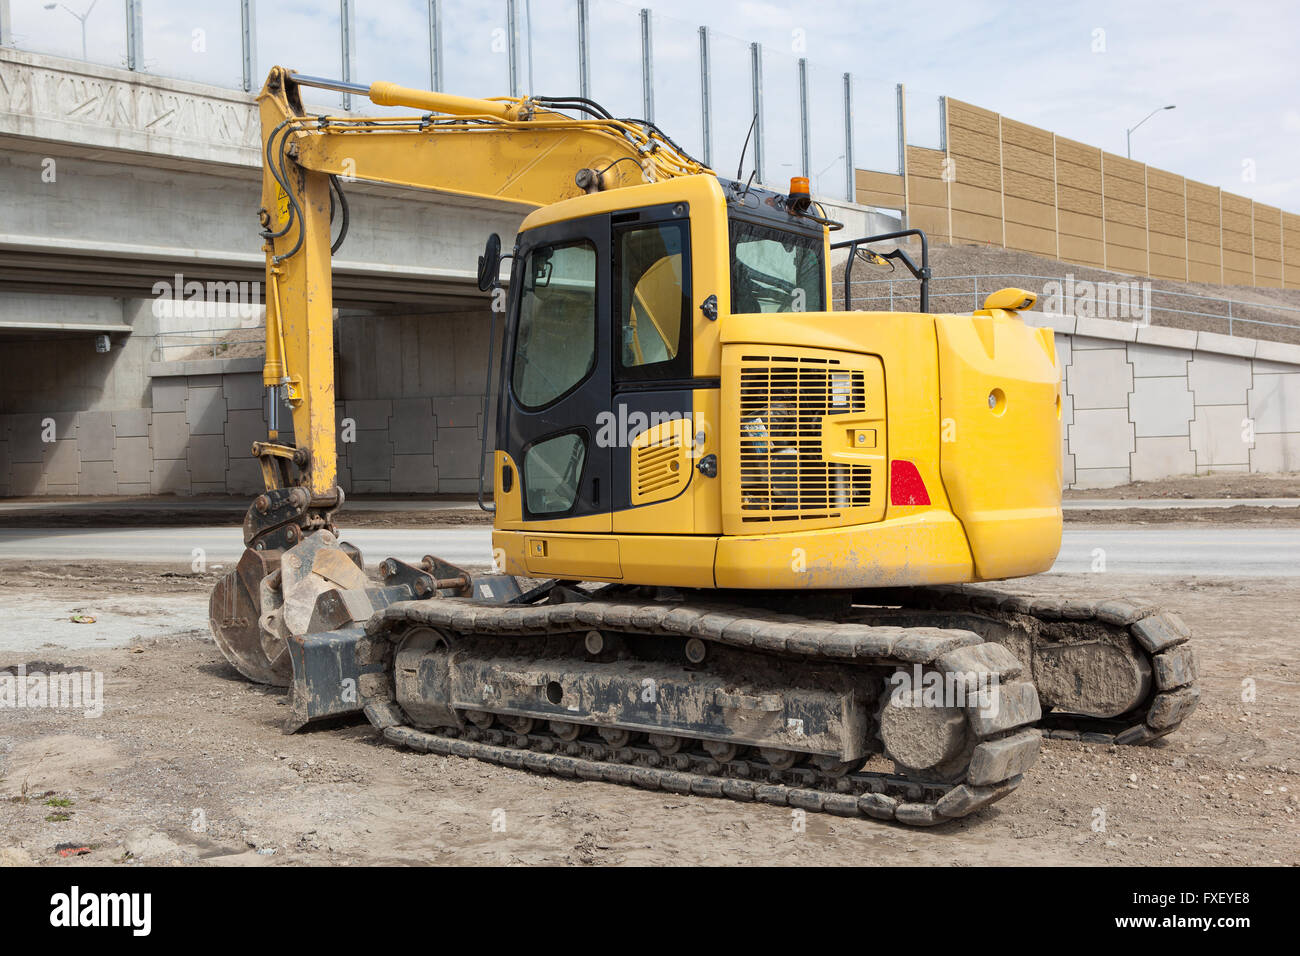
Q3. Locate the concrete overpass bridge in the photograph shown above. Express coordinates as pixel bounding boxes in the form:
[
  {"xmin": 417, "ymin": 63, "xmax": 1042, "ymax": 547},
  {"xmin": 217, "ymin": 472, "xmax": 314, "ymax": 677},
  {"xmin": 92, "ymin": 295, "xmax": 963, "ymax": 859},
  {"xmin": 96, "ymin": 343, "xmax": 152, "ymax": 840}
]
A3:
[
  {"xmin": 0, "ymin": 47, "xmax": 530, "ymax": 306},
  {"xmin": 0, "ymin": 47, "xmax": 549, "ymax": 497}
]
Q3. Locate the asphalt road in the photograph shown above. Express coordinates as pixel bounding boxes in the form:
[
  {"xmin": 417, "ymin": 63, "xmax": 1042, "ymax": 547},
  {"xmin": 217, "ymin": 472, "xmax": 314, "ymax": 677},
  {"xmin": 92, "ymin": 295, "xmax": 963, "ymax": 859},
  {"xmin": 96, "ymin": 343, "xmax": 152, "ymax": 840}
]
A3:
[
  {"xmin": 0, "ymin": 528, "xmax": 493, "ymax": 569},
  {"xmin": 0, "ymin": 526, "xmax": 1297, "ymax": 576},
  {"xmin": 1051, "ymin": 527, "xmax": 1300, "ymax": 576}
]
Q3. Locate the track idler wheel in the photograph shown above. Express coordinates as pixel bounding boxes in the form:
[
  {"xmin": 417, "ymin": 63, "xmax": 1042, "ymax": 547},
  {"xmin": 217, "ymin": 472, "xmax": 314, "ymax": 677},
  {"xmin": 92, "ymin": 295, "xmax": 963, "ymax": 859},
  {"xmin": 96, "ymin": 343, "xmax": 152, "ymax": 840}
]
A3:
[{"xmin": 877, "ymin": 677, "xmax": 976, "ymax": 784}]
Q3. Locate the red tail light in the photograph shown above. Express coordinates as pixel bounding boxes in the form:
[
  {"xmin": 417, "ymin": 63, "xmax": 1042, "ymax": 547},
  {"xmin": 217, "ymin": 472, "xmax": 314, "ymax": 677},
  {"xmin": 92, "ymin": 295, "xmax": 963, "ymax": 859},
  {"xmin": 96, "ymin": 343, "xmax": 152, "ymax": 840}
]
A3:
[{"xmin": 889, "ymin": 460, "xmax": 931, "ymax": 506}]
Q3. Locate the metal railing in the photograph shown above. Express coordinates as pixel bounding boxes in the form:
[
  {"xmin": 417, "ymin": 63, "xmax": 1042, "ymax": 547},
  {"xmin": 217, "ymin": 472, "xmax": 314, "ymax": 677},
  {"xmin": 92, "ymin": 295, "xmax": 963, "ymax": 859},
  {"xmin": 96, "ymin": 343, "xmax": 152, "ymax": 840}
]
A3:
[
  {"xmin": 836, "ymin": 272, "xmax": 1300, "ymax": 339},
  {"xmin": 0, "ymin": 0, "xmax": 922, "ymax": 200},
  {"xmin": 153, "ymin": 326, "xmax": 264, "ymax": 363}
]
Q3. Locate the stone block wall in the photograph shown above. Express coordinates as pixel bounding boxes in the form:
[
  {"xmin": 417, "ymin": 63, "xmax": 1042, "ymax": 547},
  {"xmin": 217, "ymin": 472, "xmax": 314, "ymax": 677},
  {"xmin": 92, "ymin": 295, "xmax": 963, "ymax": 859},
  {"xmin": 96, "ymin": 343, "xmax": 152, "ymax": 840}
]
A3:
[{"xmin": 1030, "ymin": 313, "xmax": 1300, "ymax": 487}]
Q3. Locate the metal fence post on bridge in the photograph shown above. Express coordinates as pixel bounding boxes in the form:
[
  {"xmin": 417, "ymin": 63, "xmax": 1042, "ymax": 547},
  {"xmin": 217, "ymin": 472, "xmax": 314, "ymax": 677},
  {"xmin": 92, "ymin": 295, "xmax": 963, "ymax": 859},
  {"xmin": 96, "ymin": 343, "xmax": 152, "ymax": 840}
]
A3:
[
  {"xmin": 0, "ymin": 0, "xmax": 12, "ymax": 48},
  {"xmin": 640, "ymin": 8, "xmax": 654, "ymax": 123},
  {"xmin": 240, "ymin": 0, "xmax": 257, "ymax": 93},
  {"xmin": 125, "ymin": 0, "xmax": 144, "ymax": 70},
  {"xmin": 576, "ymin": 0, "xmax": 590, "ymax": 99},
  {"xmin": 699, "ymin": 26, "xmax": 713, "ymax": 169},
  {"xmin": 843, "ymin": 72, "xmax": 854, "ymax": 203},
  {"xmin": 428, "ymin": 0, "xmax": 444, "ymax": 92},
  {"xmin": 896, "ymin": 82, "xmax": 909, "ymax": 225},
  {"xmin": 506, "ymin": 0, "xmax": 520, "ymax": 97},
  {"xmin": 340, "ymin": 0, "xmax": 356, "ymax": 109}
]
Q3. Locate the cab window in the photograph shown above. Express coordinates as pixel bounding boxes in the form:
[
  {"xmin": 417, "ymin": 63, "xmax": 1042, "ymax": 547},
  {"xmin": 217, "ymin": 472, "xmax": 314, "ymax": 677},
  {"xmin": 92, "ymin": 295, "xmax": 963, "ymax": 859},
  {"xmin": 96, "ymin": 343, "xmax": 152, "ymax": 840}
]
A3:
[
  {"xmin": 511, "ymin": 240, "xmax": 598, "ymax": 408},
  {"xmin": 523, "ymin": 431, "xmax": 587, "ymax": 515},
  {"xmin": 729, "ymin": 219, "xmax": 825, "ymax": 314},
  {"xmin": 615, "ymin": 220, "xmax": 691, "ymax": 380}
]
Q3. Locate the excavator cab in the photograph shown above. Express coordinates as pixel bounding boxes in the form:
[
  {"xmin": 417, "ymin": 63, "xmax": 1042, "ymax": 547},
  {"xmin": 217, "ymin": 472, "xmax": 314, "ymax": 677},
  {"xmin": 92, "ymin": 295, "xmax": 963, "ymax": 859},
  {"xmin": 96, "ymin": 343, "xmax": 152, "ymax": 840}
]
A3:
[{"xmin": 487, "ymin": 171, "xmax": 1064, "ymax": 591}]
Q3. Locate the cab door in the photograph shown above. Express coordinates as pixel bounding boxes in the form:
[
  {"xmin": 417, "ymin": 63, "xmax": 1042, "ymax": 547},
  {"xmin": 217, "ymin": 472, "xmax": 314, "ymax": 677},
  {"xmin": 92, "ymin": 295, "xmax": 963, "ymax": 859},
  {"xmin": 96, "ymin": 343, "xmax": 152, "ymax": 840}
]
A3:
[
  {"xmin": 609, "ymin": 204, "xmax": 699, "ymax": 533},
  {"xmin": 497, "ymin": 213, "xmax": 613, "ymax": 533}
]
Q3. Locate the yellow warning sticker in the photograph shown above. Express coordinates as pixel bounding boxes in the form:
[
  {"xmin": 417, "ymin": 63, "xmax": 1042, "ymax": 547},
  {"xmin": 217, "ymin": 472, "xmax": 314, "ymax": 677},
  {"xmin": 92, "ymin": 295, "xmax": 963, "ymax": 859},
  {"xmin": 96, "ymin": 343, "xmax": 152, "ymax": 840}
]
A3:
[{"xmin": 275, "ymin": 185, "xmax": 290, "ymax": 227}]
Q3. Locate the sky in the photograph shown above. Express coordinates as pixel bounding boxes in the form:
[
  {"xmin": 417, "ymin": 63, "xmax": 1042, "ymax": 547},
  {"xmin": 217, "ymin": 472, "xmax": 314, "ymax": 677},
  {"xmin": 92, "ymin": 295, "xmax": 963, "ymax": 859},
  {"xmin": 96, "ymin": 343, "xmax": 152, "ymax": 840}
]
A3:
[{"xmin": 6, "ymin": 0, "xmax": 1298, "ymax": 208}]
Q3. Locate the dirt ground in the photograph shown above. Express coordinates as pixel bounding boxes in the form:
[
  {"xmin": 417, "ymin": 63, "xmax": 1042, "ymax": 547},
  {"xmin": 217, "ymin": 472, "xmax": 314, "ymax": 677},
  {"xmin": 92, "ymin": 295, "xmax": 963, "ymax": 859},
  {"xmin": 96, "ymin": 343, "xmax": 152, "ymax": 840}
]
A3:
[
  {"xmin": 1, "ymin": 556, "xmax": 1296, "ymax": 867},
  {"xmin": 1063, "ymin": 473, "xmax": 1300, "ymax": 500},
  {"xmin": 1062, "ymin": 474, "xmax": 1300, "ymax": 524},
  {"xmin": 1065, "ymin": 506, "xmax": 1300, "ymax": 526}
]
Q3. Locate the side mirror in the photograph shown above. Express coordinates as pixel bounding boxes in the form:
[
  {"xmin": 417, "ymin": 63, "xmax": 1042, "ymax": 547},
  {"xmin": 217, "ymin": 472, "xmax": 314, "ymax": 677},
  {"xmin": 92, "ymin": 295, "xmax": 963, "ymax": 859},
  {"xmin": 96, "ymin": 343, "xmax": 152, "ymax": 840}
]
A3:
[{"xmin": 477, "ymin": 233, "xmax": 502, "ymax": 292}]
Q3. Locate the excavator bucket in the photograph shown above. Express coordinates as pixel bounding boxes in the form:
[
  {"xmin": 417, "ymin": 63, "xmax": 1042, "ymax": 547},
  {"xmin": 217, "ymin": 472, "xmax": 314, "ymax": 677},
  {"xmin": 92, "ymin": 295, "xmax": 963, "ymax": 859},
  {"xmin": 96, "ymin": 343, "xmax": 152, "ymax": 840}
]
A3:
[{"xmin": 210, "ymin": 528, "xmax": 494, "ymax": 733}]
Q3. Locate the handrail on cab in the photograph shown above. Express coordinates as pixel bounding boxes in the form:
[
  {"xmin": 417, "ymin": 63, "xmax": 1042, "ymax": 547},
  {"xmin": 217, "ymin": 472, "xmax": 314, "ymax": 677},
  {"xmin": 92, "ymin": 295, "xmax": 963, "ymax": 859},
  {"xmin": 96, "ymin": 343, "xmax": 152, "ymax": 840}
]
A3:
[{"xmin": 831, "ymin": 228, "xmax": 931, "ymax": 314}]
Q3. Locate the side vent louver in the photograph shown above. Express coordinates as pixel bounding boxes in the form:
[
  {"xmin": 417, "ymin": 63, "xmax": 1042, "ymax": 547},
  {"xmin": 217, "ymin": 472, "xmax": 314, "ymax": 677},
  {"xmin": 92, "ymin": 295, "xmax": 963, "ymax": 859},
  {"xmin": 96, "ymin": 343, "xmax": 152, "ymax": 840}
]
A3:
[{"xmin": 631, "ymin": 417, "xmax": 691, "ymax": 506}]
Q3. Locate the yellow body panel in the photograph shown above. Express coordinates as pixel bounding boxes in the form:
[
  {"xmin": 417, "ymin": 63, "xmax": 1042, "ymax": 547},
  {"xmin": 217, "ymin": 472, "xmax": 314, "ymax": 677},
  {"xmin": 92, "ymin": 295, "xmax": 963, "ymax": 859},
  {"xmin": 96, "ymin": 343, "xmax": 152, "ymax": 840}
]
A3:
[
  {"xmin": 494, "ymin": 301, "xmax": 1060, "ymax": 590},
  {"xmin": 691, "ymin": 388, "xmax": 723, "ymax": 535},
  {"xmin": 493, "ymin": 511, "xmax": 973, "ymax": 590},
  {"xmin": 611, "ymin": 389, "xmax": 721, "ymax": 536},
  {"xmin": 492, "ymin": 450, "xmax": 522, "ymax": 524},
  {"xmin": 611, "ymin": 490, "xmax": 698, "ymax": 534},
  {"xmin": 495, "ymin": 530, "xmax": 718, "ymax": 588},
  {"xmin": 934, "ymin": 311, "xmax": 1063, "ymax": 578},
  {"xmin": 714, "ymin": 511, "xmax": 975, "ymax": 589},
  {"xmin": 520, "ymin": 533, "xmax": 622, "ymax": 579}
]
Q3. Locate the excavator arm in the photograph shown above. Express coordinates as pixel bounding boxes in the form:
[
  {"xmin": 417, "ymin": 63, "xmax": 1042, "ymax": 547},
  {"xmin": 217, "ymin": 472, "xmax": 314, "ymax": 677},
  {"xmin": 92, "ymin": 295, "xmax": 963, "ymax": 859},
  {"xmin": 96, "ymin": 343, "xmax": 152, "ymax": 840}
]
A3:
[{"xmin": 254, "ymin": 66, "xmax": 709, "ymax": 502}]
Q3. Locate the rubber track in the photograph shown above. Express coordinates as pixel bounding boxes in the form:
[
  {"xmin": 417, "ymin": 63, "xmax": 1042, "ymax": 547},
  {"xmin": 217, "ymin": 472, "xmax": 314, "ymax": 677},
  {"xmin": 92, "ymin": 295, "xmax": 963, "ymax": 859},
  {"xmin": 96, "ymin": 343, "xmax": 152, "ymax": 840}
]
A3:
[
  {"xmin": 358, "ymin": 599, "xmax": 1042, "ymax": 826},
  {"xmin": 877, "ymin": 585, "xmax": 1200, "ymax": 745}
]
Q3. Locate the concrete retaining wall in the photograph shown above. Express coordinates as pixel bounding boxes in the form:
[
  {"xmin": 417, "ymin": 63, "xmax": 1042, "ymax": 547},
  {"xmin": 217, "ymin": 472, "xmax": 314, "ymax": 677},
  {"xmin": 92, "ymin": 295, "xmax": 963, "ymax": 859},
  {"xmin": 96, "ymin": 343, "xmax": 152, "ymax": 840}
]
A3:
[
  {"xmin": 0, "ymin": 307, "xmax": 500, "ymax": 497},
  {"xmin": 1029, "ymin": 314, "xmax": 1300, "ymax": 487}
]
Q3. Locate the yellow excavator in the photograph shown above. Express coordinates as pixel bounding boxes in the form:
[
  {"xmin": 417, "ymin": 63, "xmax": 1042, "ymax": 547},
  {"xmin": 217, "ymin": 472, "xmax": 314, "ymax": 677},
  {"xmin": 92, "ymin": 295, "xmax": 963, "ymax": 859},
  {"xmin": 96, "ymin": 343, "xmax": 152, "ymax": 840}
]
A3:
[{"xmin": 209, "ymin": 67, "xmax": 1199, "ymax": 827}]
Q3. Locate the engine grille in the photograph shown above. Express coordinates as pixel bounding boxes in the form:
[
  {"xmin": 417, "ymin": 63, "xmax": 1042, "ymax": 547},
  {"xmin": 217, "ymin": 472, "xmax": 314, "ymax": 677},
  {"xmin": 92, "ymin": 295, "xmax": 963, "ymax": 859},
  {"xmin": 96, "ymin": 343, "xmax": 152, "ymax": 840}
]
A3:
[{"xmin": 738, "ymin": 354, "xmax": 873, "ymax": 522}]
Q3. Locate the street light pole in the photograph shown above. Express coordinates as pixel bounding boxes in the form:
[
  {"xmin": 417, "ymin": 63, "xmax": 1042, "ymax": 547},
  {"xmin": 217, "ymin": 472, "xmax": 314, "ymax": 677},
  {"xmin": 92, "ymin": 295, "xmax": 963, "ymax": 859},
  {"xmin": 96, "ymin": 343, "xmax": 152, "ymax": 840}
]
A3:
[
  {"xmin": 1126, "ymin": 104, "xmax": 1176, "ymax": 159},
  {"xmin": 43, "ymin": 0, "xmax": 96, "ymax": 60}
]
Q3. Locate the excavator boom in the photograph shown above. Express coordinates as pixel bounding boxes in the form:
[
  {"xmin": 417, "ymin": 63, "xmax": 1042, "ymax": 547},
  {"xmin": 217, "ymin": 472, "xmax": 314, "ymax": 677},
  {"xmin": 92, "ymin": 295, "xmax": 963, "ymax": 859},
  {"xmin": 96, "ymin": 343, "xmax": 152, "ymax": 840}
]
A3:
[{"xmin": 254, "ymin": 66, "xmax": 709, "ymax": 501}]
